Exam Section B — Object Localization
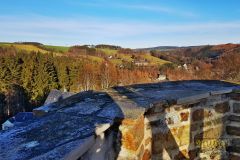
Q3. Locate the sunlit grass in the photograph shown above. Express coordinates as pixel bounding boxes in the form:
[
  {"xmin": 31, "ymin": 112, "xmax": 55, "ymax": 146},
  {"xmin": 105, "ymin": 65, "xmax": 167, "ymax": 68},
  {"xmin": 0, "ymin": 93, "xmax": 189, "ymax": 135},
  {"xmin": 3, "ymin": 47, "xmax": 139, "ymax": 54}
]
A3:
[
  {"xmin": 97, "ymin": 48, "xmax": 117, "ymax": 56},
  {"xmin": 141, "ymin": 53, "xmax": 170, "ymax": 65},
  {"xmin": 44, "ymin": 45, "xmax": 69, "ymax": 53},
  {"xmin": 0, "ymin": 43, "xmax": 49, "ymax": 53},
  {"xmin": 87, "ymin": 55, "xmax": 104, "ymax": 63},
  {"xmin": 109, "ymin": 59, "xmax": 123, "ymax": 65}
]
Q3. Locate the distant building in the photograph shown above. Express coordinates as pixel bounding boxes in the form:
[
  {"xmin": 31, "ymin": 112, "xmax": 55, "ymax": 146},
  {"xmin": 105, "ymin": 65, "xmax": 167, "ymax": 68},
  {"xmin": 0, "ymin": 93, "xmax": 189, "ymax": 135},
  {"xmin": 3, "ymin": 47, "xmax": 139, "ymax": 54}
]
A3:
[
  {"xmin": 134, "ymin": 60, "xmax": 149, "ymax": 66},
  {"xmin": 157, "ymin": 74, "xmax": 167, "ymax": 81},
  {"xmin": 195, "ymin": 66, "xmax": 200, "ymax": 71},
  {"xmin": 2, "ymin": 112, "xmax": 34, "ymax": 130},
  {"xmin": 183, "ymin": 63, "xmax": 188, "ymax": 70},
  {"xmin": 87, "ymin": 45, "xmax": 95, "ymax": 48}
]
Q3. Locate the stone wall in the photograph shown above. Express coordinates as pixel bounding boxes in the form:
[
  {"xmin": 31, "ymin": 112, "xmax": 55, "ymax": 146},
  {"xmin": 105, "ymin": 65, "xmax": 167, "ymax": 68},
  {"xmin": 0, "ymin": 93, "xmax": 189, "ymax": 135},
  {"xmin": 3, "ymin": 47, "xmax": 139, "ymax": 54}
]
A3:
[
  {"xmin": 226, "ymin": 93, "xmax": 240, "ymax": 159},
  {"xmin": 117, "ymin": 116, "xmax": 145, "ymax": 160},
  {"xmin": 1, "ymin": 81, "xmax": 239, "ymax": 160},
  {"xmin": 112, "ymin": 91, "xmax": 240, "ymax": 160}
]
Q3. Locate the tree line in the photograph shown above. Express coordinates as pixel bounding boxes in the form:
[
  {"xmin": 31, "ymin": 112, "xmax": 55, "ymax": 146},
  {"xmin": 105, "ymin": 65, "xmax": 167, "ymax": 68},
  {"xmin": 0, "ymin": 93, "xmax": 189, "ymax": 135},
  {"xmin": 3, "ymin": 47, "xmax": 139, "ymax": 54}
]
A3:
[{"xmin": 0, "ymin": 46, "xmax": 158, "ymax": 124}]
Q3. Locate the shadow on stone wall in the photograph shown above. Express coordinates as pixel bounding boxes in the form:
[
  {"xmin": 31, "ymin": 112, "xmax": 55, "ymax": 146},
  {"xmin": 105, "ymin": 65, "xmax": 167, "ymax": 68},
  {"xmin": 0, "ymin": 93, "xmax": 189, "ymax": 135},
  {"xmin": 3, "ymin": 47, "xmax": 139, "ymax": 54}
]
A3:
[
  {"xmin": 1, "ymin": 80, "xmax": 236, "ymax": 159},
  {"xmin": 76, "ymin": 91, "xmax": 125, "ymax": 160},
  {"xmin": 112, "ymin": 82, "xmax": 229, "ymax": 160},
  {"xmin": 112, "ymin": 86, "xmax": 187, "ymax": 159},
  {"xmin": 188, "ymin": 101, "xmax": 228, "ymax": 160}
]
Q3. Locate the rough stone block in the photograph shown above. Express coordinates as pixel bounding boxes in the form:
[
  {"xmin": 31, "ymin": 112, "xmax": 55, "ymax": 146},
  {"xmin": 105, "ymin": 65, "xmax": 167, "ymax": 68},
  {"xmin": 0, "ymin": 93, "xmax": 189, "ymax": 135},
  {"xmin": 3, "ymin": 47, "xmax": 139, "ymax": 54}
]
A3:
[
  {"xmin": 192, "ymin": 109, "xmax": 212, "ymax": 122},
  {"xmin": 228, "ymin": 115, "xmax": 240, "ymax": 122},
  {"xmin": 188, "ymin": 148, "xmax": 200, "ymax": 160},
  {"xmin": 145, "ymin": 113, "xmax": 164, "ymax": 124},
  {"xmin": 174, "ymin": 149, "xmax": 189, "ymax": 160},
  {"xmin": 166, "ymin": 113, "xmax": 180, "ymax": 125},
  {"xmin": 152, "ymin": 133, "xmax": 177, "ymax": 154},
  {"xmin": 117, "ymin": 156, "xmax": 137, "ymax": 160},
  {"xmin": 137, "ymin": 144, "xmax": 144, "ymax": 159},
  {"xmin": 190, "ymin": 123, "xmax": 199, "ymax": 131},
  {"xmin": 226, "ymin": 126, "xmax": 240, "ymax": 136},
  {"xmin": 142, "ymin": 150, "xmax": 151, "ymax": 160},
  {"xmin": 229, "ymin": 93, "xmax": 240, "ymax": 101},
  {"xmin": 194, "ymin": 127, "xmax": 223, "ymax": 148},
  {"xmin": 122, "ymin": 119, "xmax": 137, "ymax": 125},
  {"xmin": 177, "ymin": 92, "xmax": 209, "ymax": 105},
  {"xmin": 200, "ymin": 120, "xmax": 212, "ymax": 129},
  {"xmin": 152, "ymin": 125, "xmax": 190, "ymax": 154},
  {"xmin": 209, "ymin": 151, "xmax": 225, "ymax": 160},
  {"xmin": 121, "ymin": 116, "xmax": 144, "ymax": 151},
  {"xmin": 174, "ymin": 104, "xmax": 192, "ymax": 111},
  {"xmin": 145, "ymin": 137, "xmax": 152, "ymax": 146},
  {"xmin": 233, "ymin": 102, "xmax": 240, "ymax": 113},
  {"xmin": 151, "ymin": 154, "xmax": 163, "ymax": 160},
  {"xmin": 192, "ymin": 109, "xmax": 204, "ymax": 121},
  {"xmin": 227, "ymin": 146, "xmax": 240, "ymax": 154},
  {"xmin": 229, "ymin": 154, "xmax": 240, "ymax": 160},
  {"xmin": 199, "ymin": 117, "xmax": 225, "ymax": 129},
  {"xmin": 150, "ymin": 100, "xmax": 168, "ymax": 113},
  {"xmin": 215, "ymin": 102, "xmax": 230, "ymax": 113},
  {"xmin": 231, "ymin": 138, "xmax": 240, "ymax": 147},
  {"xmin": 180, "ymin": 112, "xmax": 189, "ymax": 121},
  {"xmin": 211, "ymin": 116, "xmax": 226, "ymax": 125},
  {"xmin": 172, "ymin": 125, "xmax": 191, "ymax": 146}
]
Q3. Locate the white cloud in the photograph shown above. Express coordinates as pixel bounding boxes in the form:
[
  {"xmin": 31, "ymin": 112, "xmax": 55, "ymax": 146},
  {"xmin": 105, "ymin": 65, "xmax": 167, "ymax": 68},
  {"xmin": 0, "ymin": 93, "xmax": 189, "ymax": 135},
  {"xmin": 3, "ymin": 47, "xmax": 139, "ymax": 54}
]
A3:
[
  {"xmin": 64, "ymin": 1, "xmax": 197, "ymax": 18},
  {"xmin": 0, "ymin": 15, "xmax": 240, "ymax": 47},
  {"xmin": 116, "ymin": 4, "xmax": 197, "ymax": 18}
]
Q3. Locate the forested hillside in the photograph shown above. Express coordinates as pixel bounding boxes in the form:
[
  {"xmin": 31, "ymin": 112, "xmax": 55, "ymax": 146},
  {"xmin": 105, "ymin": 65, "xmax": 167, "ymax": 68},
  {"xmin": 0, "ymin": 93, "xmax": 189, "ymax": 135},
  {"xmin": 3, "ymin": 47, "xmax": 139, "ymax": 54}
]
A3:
[
  {"xmin": 151, "ymin": 43, "xmax": 240, "ymax": 82},
  {"xmin": 0, "ymin": 43, "xmax": 166, "ymax": 124},
  {"xmin": 1, "ymin": 42, "xmax": 240, "ymax": 125}
]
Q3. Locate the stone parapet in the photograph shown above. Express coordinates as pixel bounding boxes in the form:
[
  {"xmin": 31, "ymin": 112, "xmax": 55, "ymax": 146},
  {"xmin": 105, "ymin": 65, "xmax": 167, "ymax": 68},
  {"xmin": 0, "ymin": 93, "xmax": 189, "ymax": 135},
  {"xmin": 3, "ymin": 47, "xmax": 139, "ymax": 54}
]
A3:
[{"xmin": 0, "ymin": 80, "xmax": 240, "ymax": 160}]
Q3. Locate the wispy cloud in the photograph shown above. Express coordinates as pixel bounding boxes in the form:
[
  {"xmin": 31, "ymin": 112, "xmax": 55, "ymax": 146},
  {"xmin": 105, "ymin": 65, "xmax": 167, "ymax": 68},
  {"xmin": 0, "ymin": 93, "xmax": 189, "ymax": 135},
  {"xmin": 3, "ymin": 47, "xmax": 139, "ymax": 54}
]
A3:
[
  {"xmin": 115, "ymin": 4, "xmax": 197, "ymax": 18},
  {"xmin": 65, "ymin": 1, "xmax": 197, "ymax": 18},
  {"xmin": 0, "ymin": 15, "xmax": 240, "ymax": 47},
  {"xmin": 1, "ymin": 16, "xmax": 240, "ymax": 34}
]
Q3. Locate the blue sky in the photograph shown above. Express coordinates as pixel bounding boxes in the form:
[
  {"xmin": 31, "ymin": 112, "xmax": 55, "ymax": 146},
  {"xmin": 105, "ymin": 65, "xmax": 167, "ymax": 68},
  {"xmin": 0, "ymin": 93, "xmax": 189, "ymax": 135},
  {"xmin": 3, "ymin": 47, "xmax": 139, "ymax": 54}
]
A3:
[{"xmin": 0, "ymin": 0, "xmax": 240, "ymax": 48}]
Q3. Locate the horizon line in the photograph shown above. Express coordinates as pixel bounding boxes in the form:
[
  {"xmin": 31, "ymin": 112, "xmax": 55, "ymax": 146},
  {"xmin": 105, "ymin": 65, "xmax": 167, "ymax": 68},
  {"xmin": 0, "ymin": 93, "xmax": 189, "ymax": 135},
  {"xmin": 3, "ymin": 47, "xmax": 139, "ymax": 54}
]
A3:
[{"xmin": 1, "ymin": 41, "xmax": 240, "ymax": 49}]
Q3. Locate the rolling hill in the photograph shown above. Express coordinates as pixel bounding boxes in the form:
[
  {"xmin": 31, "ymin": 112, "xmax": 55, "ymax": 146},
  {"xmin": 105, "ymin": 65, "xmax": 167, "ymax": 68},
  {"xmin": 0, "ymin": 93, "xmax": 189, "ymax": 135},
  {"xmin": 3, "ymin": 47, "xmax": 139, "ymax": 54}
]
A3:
[{"xmin": 0, "ymin": 42, "xmax": 170, "ymax": 66}]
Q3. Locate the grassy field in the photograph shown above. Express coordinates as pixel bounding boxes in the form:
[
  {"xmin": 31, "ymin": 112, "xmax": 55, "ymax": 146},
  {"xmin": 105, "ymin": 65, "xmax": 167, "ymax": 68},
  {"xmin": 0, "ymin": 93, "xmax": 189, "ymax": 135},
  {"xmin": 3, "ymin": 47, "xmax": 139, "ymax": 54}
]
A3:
[
  {"xmin": 0, "ymin": 43, "xmax": 70, "ymax": 55},
  {"xmin": 141, "ymin": 53, "xmax": 170, "ymax": 65},
  {"xmin": 87, "ymin": 55, "xmax": 104, "ymax": 63},
  {"xmin": 0, "ymin": 43, "xmax": 49, "ymax": 53},
  {"xmin": 109, "ymin": 59, "xmax": 123, "ymax": 65},
  {"xmin": 97, "ymin": 48, "xmax": 118, "ymax": 56},
  {"xmin": 97, "ymin": 48, "xmax": 133, "ymax": 63},
  {"xmin": 0, "ymin": 42, "xmax": 170, "ymax": 66},
  {"xmin": 43, "ymin": 45, "xmax": 69, "ymax": 53}
]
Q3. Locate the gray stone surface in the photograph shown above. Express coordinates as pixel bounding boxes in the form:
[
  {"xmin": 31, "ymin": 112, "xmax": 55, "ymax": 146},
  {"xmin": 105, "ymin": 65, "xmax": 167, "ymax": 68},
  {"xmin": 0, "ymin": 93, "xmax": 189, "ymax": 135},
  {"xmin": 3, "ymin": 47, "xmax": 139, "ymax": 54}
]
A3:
[
  {"xmin": 226, "ymin": 126, "xmax": 240, "ymax": 136},
  {"xmin": 44, "ymin": 89, "xmax": 75, "ymax": 105},
  {"xmin": 0, "ymin": 112, "xmax": 111, "ymax": 160},
  {"xmin": 210, "ymin": 88, "xmax": 233, "ymax": 95},
  {"xmin": 112, "ymin": 80, "xmax": 240, "ymax": 107},
  {"xmin": 233, "ymin": 102, "xmax": 240, "ymax": 113},
  {"xmin": 228, "ymin": 115, "xmax": 240, "ymax": 122},
  {"xmin": 176, "ymin": 92, "xmax": 210, "ymax": 104},
  {"xmin": 0, "ymin": 80, "xmax": 240, "ymax": 160}
]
